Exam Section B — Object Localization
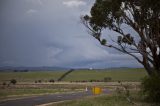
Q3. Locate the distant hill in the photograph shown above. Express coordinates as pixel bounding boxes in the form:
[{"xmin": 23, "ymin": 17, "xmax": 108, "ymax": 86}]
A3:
[
  {"xmin": 0, "ymin": 66, "xmax": 142, "ymax": 72},
  {"xmin": 0, "ymin": 66, "xmax": 69, "ymax": 72}
]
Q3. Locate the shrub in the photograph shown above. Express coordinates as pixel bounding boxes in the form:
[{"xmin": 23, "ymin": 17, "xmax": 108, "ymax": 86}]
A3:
[
  {"xmin": 38, "ymin": 80, "xmax": 42, "ymax": 83},
  {"xmin": 104, "ymin": 77, "xmax": 112, "ymax": 82},
  {"xmin": 49, "ymin": 79, "xmax": 55, "ymax": 83},
  {"xmin": 2, "ymin": 82, "xmax": 6, "ymax": 86},
  {"xmin": 90, "ymin": 79, "xmax": 96, "ymax": 82},
  {"xmin": 141, "ymin": 74, "xmax": 160, "ymax": 103},
  {"xmin": 10, "ymin": 79, "xmax": 17, "ymax": 85},
  {"xmin": 115, "ymin": 82, "xmax": 133, "ymax": 104}
]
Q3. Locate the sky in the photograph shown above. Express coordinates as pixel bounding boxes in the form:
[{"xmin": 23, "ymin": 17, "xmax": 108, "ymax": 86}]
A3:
[{"xmin": 0, "ymin": 0, "xmax": 142, "ymax": 68}]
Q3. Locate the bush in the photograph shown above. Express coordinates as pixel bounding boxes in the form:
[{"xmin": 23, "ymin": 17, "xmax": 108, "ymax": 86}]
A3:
[
  {"xmin": 2, "ymin": 82, "xmax": 6, "ymax": 86},
  {"xmin": 49, "ymin": 79, "xmax": 55, "ymax": 83},
  {"xmin": 10, "ymin": 79, "xmax": 17, "ymax": 85},
  {"xmin": 104, "ymin": 77, "xmax": 112, "ymax": 82},
  {"xmin": 89, "ymin": 79, "xmax": 96, "ymax": 82},
  {"xmin": 38, "ymin": 80, "xmax": 42, "ymax": 83},
  {"xmin": 141, "ymin": 74, "xmax": 160, "ymax": 103}
]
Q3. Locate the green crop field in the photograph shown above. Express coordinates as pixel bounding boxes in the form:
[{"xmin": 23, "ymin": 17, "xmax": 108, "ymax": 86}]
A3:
[
  {"xmin": 63, "ymin": 68, "xmax": 147, "ymax": 82},
  {"xmin": 0, "ymin": 68, "xmax": 148, "ymax": 100},
  {"xmin": 0, "ymin": 71, "xmax": 63, "ymax": 82},
  {"xmin": 0, "ymin": 68, "xmax": 147, "ymax": 83}
]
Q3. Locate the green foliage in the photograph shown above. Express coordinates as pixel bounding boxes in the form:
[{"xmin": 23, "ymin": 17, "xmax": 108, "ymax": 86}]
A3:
[
  {"xmin": 82, "ymin": 0, "xmax": 160, "ymax": 76},
  {"xmin": 141, "ymin": 75, "xmax": 160, "ymax": 103},
  {"xmin": 49, "ymin": 79, "xmax": 55, "ymax": 83},
  {"xmin": 83, "ymin": 15, "xmax": 90, "ymax": 21},
  {"xmin": 86, "ymin": 0, "xmax": 160, "ymax": 31},
  {"xmin": 101, "ymin": 39, "xmax": 107, "ymax": 45},
  {"xmin": 104, "ymin": 77, "xmax": 112, "ymax": 82},
  {"xmin": 123, "ymin": 35, "xmax": 133, "ymax": 45},
  {"xmin": 2, "ymin": 82, "xmax": 6, "ymax": 86},
  {"xmin": 10, "ymin": 79, "xmax": 17, "ymax": 85},
  {"xmin": 38, "ymin": 80, "xmax": 42, "ymax": 83},
  {"xmin": 117, "ymin": 34, "xmax": 134, "ymax": 45},
  {"xmin": 117, "ymin": 36, "xmax": 122, "ymax": 44},
  {"xmin": 35, "ymin": 80, "xmax": 42, "ymax": 83}
]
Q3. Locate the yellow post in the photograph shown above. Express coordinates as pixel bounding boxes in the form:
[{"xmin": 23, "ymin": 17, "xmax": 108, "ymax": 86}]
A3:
[{"xmin": 92, "ymin": 86, "xmax": 102, "ymax": 95}]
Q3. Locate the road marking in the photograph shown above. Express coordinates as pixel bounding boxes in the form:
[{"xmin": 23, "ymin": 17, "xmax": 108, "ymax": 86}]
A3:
[{"xmin": 37, "ymin": 100, "xmax": 73, "ymax": 106}]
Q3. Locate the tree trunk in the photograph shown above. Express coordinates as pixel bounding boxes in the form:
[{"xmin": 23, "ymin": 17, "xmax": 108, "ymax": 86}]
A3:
[{"xmin": 142, "ymin": 56, "xmax": 152, "ymax": 76}]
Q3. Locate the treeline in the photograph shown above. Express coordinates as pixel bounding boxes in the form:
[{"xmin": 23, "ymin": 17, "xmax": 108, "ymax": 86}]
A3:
[{"xmin": 70, "ymin": 77, "xmax": 112, "ymax": 83}]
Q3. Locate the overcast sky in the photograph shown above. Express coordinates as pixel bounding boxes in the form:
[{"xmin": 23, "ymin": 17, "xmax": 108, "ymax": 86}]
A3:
[{"xmin": 0, "ymin": 0, "xmax": 142, "ymax": 68}]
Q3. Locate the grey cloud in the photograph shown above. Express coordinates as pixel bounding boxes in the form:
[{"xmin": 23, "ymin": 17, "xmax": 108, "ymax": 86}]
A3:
[
  {"xmin": 0, "ymin": 0, "xmax": 142, "ymax": 68},
  {"xmin": 63, "ymin": 0, "xmax": 86, "ymax": 7}
]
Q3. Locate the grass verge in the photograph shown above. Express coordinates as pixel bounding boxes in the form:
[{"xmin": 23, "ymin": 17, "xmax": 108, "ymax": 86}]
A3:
[
  {"xmin": 50, "ymin": 92, "xmax": 158, "ymax": 106},
  {"xmin": 0, "ymin": 88, "xmax": 81, "ymax": 100}
]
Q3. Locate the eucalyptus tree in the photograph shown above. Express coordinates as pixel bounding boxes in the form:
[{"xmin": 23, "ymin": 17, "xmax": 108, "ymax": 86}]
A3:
[{"xmin": 82, "ymin": 0, "xmax": 160, "ymax": 76}]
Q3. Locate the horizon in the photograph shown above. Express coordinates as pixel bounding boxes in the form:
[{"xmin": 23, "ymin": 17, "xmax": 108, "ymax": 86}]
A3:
[{"xmin": 0, "ymin": 65, "xmax": 143, "ymax": 70}]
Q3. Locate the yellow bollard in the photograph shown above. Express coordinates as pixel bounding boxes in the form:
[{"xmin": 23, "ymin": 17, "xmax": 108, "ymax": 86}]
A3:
[{"xmin": 92, "ymin": 87, "xmax": 102, "ymax": 95}]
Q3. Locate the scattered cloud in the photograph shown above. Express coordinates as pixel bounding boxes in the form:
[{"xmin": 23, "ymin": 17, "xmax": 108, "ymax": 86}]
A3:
[
  {"xmin": 63, "ymin": 0, "xmax": 86, "ymax": 8},
  {"xmin": 37, "ymin": 0, "xmax": 43, "ymax": 5},
  {"xmin": 25, "ymin": 0, "xmax": 43, "ymax": 6},
  {"xmin": 26, "ymin": 9, "xmax": 38, "ymax": 14}
]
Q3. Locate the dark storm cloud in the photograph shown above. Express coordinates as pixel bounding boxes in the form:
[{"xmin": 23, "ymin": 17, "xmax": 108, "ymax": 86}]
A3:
[{"xmin": 0, "ymin": 0, "xmax": 142, "ymax": 68}]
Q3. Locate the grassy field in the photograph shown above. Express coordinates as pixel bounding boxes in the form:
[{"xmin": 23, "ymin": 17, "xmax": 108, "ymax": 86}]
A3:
[
  {"xmin": 0, "ymin": 68, "xmax": 147, "ymax": 100},
  {"xmin": 0, "ymin": 88, "xmax": 80, "ymax": 99},
  {"xmin": 63, "ymin": 68, "xmax": 146, "ymax": 82},
  {"xmin": 52, "ymin": 95, "xmax": 133, "ymax": 106},
  {"xmin": 0, "ymin": 71, "xmax": 63, "ymax": 83},
  {"xmin": 52, "ymin": 92, "xmax": 156, "ymax": 106},
  {"xmin": 0, "ymin": 89, "xmax": 67, "ymax": 98},
  {"xmin": 0, "ymin": 68, "xmax": 147, "ymax": 83}
]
